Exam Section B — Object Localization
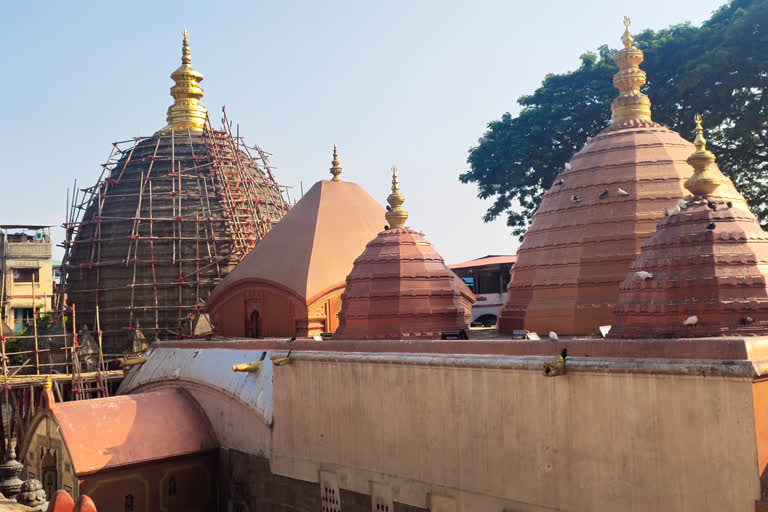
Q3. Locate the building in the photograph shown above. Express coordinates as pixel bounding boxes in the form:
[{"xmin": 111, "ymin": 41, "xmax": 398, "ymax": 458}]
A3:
[
  {"xmin": 0, "ymin": 225, "xmax": 53, "ymax": 332},
  {"xmin": 449, "ymin": 255, "xmax": 516, "ymax": 327},
  {"xmin": 20, "ymin": 384, "xmax": 217, "ymax": 511},
  {"xmin": 60, "ymin": 31, "xmax": 289, "ymax": 353},
  {"xmin": 206, "ymin": 147, "xmax": 385, "ymax": 338}
]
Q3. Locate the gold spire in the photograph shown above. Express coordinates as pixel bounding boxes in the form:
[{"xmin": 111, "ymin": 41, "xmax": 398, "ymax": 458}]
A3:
[
  {"xmin": 385, "ymin": 166, "xmax": 408, "ymax": 229},
  {"xmin": 330, "ymin": 144, "xmax": 342, "ymax": 181},
  {"xmin": 685, "ymin": 114, "xmax": 723, "ymax": 196},
  {"xmin": 611, "ymin": 17, "xmax": 652, "ymax": 123},
  {"xmin": 163, "ymin": 29, "xmax": 207, "ymax": 132}
]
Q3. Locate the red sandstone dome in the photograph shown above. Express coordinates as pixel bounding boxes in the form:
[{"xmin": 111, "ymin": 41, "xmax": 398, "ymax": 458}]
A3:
[
  {"xmin": 498, "ymin": 20, "xmax": 743, "ymax": 336},
  {"xmin": 610, "ymin": 116, "xmax": 768, "ymax": 338},
  {"xmin": 206, "ymin": 147, "xmax": 385, "ymax": 337},
  {"xmin": 334, "ymin": 168, "xmax": 474, "ymax": 340}
]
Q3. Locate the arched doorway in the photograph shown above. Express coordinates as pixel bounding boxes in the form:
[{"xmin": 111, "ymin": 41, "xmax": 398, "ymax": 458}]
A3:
[
  {"xmin": 246, "ymin": 310, "xmax": 261, "ymax": 338},
  {"xmin": 41, "ymin": 449, "xmax": 57, "ymax": 500}
]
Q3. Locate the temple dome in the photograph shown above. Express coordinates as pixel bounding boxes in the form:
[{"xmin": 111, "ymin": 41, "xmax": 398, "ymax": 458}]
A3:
[
  {"xmin": 335, "ymin": 168, "xmax": 474, "ymax": 340},
  {"xmin": 610, "ymin": 116, "xmax": 768, "ymax": 338},
  {"xmin": 497, "ymin": 19, "xmax": 743, "ymax": 336},
  {"xmin": 206, "ymin": 147, "xmax": 386, "ymax": 337}
]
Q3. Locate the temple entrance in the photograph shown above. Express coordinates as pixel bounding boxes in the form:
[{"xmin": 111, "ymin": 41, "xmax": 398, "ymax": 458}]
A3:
[
  {"xmin": 41, "ymin": 450, "xmax": 57, "ymax": 500},
  {"xmin": 246, "ymin": 310, "xmax": 261, "ymax": 338}
]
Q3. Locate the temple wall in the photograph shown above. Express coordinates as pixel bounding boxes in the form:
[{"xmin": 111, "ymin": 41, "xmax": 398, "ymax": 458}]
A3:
[
  {"xmin": 271, "ymin": 352, "xmax": 761, "ymax": 511},
  {"xmin": 21, "ymin": 413, "xmax": 78, "ymax": 499},
  {"xmin": 209, "ymin": 282, "xmax": 305, "ymax": 338}
]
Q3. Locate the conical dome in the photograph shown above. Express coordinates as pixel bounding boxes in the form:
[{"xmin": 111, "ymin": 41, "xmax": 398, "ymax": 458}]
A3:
[
  {"xmin": 498, "ymin": 19, "xmax": 744, "ymax": 336},
  {"xmin": 60, "ymin": 32, "xmax": 289, "ymax": 352},
  {"xmin": 335, "ymin": 168, "xmax": 474, "ymax": 340},
  {"xmin": 610, "ymin": 116, "xmax": 768, "ymax": 338}
]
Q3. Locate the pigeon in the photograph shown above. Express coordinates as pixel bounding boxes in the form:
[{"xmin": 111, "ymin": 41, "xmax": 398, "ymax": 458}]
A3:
[
  {"xmin": 683, "ymin": 315, "xmax": 699, "ymax": 326},
  {"xmin": 617, "ymin": 188, "xmax": 630, "ymax": 196},
  {"xmin": 288, "ymin": 336, "xmax": 296, "ymax": 342},
  {"xmin": 384, "ymin": 225, "xmax": 390, "ymax": 230},
  {"xmin": 677, "ymin": 198, "xmax": 687, "ymax": 209},
  {"xmin": 663, "ymin": 207, "xmax": 669, "ymax": 217},
  {"xmin": 561, "ymin": 348, "xmax": 568, "ymax": 360},
  {"xmin": 634, "ymin": 271, "xmax": 654, "ymax": 281},
  {"xmin": 564, "ymin": 163, "xmax": 571, "ymax": 171},
  {"xmin": 386, "ymin": 205, "xmax": 392, "ymax": 211},
  {"xmin": 549, "ymin": 331, "xmax": 559, "ymax": 340},
  {"xmin": 741, "ymin": 316, "xmax": 755, "ymax": 325},
  {"xmin": 706, "ymin": 223, "xmax": 716, "ymax": 230},
  {"xmin": 571, "ymin": 195, "xmax": 581, "ymax": 202},
  {"xmin": 555, "ymin": 179, "xmax": 565, "ymax": 186},
  {"xmin": 669, "ymin": 205, "xmax": 681, "ymax": 215},
  {"xmin": 727, "ymin": 201, "xmax": 733, "ymax": 208},
  {"xmin": 707, "ymin": 200, "xmax": 717, "ymax": 211},
  {"xmin": 599, "ymin": 190, "xmax": 609, "ymax": 199}
]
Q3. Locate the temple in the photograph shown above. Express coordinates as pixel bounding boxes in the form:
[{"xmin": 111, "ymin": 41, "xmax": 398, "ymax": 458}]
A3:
[
  {"xmin": 206, "ymin": 147, "xmax": 385, "ymax": 337},
  {"xmin": 335, "ymin": 167, "xmax": 474, "ymax": 339},
  {"xmin": 59, "ymin": 31, "xmax": 290, "ymax": 352},
  {"xmin": 498, "ymin": 18, "xmax": 743, "ymax": 335}
]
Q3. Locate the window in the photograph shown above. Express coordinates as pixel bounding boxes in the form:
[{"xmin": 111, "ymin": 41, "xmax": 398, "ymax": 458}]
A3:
[
  {"xmin": 125, "ymin": 494, "xmax": 134, "ymax": 512},
  {"xmin": 12, "ymin": 269, "xmax": 39, "ymax": 283},
  {"xmin": 168, "ymin": 476, "xmax": 176, "ymax": 496}
]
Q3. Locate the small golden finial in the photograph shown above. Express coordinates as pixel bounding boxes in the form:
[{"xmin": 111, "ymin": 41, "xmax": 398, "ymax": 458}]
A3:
[
  {"xmin": 330, "ymin": 144, "xmax": 342, "ymax": 181},
  {"xmin": 162, "ymin": 29, "xmax": 207, "ymax": 133},
  {"xmin": 685, "ymin": 114, "xmax": 722, "ymax": 196},
  {"xmin": 44, "ymin": 375, "xmax": 52, "ymax": 391},
  {"xmin": 611, "ymin": 16, "xmax": 652, "ymax": 123},
  {"xmin": 385, "ymin": 166, "xmax": 408, "ymax": 229}
]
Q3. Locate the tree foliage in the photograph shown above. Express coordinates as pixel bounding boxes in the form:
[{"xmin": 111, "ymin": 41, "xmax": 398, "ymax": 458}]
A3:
[{"xmin": 460, "ymin": 0, "xmax": 768, "ymax": 239}]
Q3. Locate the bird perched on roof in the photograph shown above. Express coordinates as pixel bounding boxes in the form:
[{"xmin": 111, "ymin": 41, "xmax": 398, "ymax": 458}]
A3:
[
  {"xmin": 663, "ymin": 207, "xmax": 669, "ymax": 217},
  {"xmin": 707, "ymin": 200, "xmax": 717, "ymax": 211},
  {"xmin": 683, "ymin": 315, "xmax": 698, "ymax": 326},
  {"xmin": 386, "ymin": 205, "xmax": 392, "ymax": 211},
  {"xmin": 554, "ymin": 178, "xmax": 565, "ymax": 186},
  {"xmin": 706, "ymin": 223, "xmax": 716, "ymax": 230},
  {"xmin": 599, "ymin": 190, "xmax": 609, "ymax": 199},
  {"xmin": 571, "ymin": 195, "xmax": 581, "ymax": 202},
  {"xmin": 549, "ymin": 331, "xmax": 559, "ymax": 340},
  {"xmin": 668, "ymin": 205, "xmax": 681, "ymax": 215},
  {"xmin": 617, "ymin": 188, "xmax": 630, "ymax": 196},
  {"xmin": 561, "ymin": 348, "xmax": 568, "ymax": 360},
  {"xmin": 634, "ymin": 271, "xmax": 653, "ymax": 281},
  {"xmin": 677, "ymin": 198, "xmax": 687, "ymax": 209},
  {"xmin": 384, "ymin": 225, "xmax": 390, "ymax": 230},
  {"xmin": 741, "ymin": 316, "xmax": 755, "ymax": 325},
  {"xmin": 564, "ymin": 163, "xmax": 571, "ymax": 171}
]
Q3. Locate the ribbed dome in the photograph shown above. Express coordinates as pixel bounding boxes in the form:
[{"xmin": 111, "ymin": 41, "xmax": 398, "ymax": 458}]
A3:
[
  {"xmin": 609, "ymin": 198, "xmax": 768, "ymax": 338},
  {"xmin": 335, "ymin": 228, "xmax": 473, "ymax": 340},
  {"xmin": 498, "ymin": 121, "xmax": 746, "ymax": 335}
]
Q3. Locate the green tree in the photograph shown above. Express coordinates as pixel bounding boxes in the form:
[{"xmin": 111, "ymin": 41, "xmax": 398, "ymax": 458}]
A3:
[{"xmin": 460, "ymin": 0, "xmax": 768, "ymax": 238}]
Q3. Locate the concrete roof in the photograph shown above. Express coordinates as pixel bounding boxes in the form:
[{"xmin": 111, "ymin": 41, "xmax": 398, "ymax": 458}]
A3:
[
  {"xmin": 209, "ymin": 180, "xmax": 385, "ymax": 304},
  {"xmin": 51, "ymin": 389, "xmax": 216, "ymax": 475}
]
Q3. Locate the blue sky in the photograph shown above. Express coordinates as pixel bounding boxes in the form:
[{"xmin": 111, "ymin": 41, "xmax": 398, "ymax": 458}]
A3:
[{"xmin": 0, "ymin": 0, "xmax": 725, "ymax": 264}]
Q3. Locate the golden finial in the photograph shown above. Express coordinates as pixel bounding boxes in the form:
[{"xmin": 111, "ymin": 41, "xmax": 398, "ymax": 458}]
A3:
[
  {"xmin": 162, "ymin": 29, "xmax": 207, "ymax": 133},
  {"xmin": 44, "ymin": 375, "xmax": 52, "ymax": 391},
  {"xmin": 611, "ymin": 17, "xmax": 652, "ymax": 123},
  {"xmin": 330, "ymin": 144, "xmax": 342, "ymax": 181},
  {"xmin": 385, "ymin": 166, "xmax": 408, "ymax": 229},
  {"xmin": 685, "ymin": 114, "xmax": 722, "ymax": 196}
]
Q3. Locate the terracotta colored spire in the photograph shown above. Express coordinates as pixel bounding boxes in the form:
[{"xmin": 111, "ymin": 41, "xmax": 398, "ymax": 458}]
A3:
[
  {"xmin": 685, "ymin": 114, "xmax": 723, "ymax": 196},
  {"xmin": 611, "ymin": 17, "xmax": 652, "ymax": 123},
  {"xmin": 163, "ymin": 29, "xmax": 207, "ymax": 132},
  {"xmin": 330, "ymin": 145, "xmax": 343, "ymax": 181},
  {"xmin": 385, "ymin": 166, "xmax": 408, "ymax": 228}
]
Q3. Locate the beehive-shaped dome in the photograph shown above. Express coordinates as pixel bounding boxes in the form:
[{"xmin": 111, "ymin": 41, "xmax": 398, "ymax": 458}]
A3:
[
  {"xmin": 335, "ymin": 168, "xmax": 474, "ymax": 340},
  {"xmin": 61, "ymin": 32, "xmax": 289, "ymax": 352},
  {"xmin": 498, "ymin": 19, "xmax": 743, "ymax": 335},
  {"xmin": 610, "ymin": 116, "xmax": 768, "ymax": 338}
]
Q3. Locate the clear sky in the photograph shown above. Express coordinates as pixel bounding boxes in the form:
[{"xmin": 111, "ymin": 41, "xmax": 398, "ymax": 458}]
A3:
[{"xmin": 0, "ymin": 0, "xmax": 725, "ymax": 264}]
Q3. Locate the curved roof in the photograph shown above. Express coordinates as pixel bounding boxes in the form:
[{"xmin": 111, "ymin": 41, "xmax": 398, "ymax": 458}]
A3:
[
  {"xmin": 51, "ymin": 389, "xmax": 216, "ymax": 475},
  {"xmin": 209, "ymin": 180, "xmax": 385, "ymax": 305}
]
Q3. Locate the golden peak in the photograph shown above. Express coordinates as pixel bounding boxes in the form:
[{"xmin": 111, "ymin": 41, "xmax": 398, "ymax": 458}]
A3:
[
  {"xmin": 622, "ymin": 16, "xmax": 633, "ymax": 48},
  {"xmin": 330, "ymin": 144, "xmax": 343, "ymax": 181},
  {"xmin": 385, "ymin": 165, "xmax": 408, "ymax": 229},
  {"xmin": 611, "ymin": 16, "xmax": 652, "ymax": 123},
  {"xmin": 162, "ymin": 29, "xmax": 207, "ymax": 133},
  {"xmin": 44, "ymin": 375, "xmax": 52, "ymax": 391},
  {"xmin": 685, "ymin": 113, "xmax": 721, "ymax": 196}
]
